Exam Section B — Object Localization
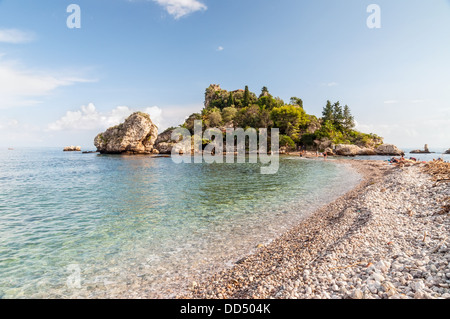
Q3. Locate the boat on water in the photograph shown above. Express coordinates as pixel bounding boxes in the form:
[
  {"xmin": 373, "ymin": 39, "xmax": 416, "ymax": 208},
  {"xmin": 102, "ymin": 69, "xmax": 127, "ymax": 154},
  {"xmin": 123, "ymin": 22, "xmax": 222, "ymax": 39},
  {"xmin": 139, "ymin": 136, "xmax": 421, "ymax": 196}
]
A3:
[{"xmin": 8, "ymin": 148, "xmax": 14, "ymax": 150}]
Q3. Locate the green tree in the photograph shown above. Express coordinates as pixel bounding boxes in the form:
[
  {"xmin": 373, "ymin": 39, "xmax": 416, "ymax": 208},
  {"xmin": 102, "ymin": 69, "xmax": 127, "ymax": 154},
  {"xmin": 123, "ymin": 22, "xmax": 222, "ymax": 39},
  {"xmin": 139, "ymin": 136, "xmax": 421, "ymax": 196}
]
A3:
[
  {"xmin": 342, "ymin": 105, "xmax": 355, "ymax": 131},
  {"xmin": 280, "ymin": 135, "xmax": 296, "ymax": 150},
  {"xmin": 206, "ymin": 109, "xmax": 223, "ymax": 127},
  {"xmin": 274, "ymin": 97, "xmax": 285, "ymax": 107},
  {"xmin": 290, "ymin": 97, "xmax": 303, "ymax": 109},
  {"xmin": 243, "ymin": 85, "xmax": 250, "ymax": 107},
  {"xmin": 222, "ymin": 107, "xmax": 237, "ymax": 123},
  {"xmin": 270, "ymin": 105, "xmax": 307, "ymax": 139},
  {"xmin": 227, "ymin": 92, "xmax": 234, "ymax": 107},
  {"xmin": 182, "ymin": 113, "xmax": 202, "ymax": 134},
  {"xmin": 256, "ymin": 108, "xmax": 272, "ymax": 128},
  {"xmin": 259, "ymin": 86, "xmax": 269, "ymax": 98},
  {"xmin": 322, "ymin": 100, "xmax": 334, "ymax": 123},
  {"xmin": 333, "ymin": 101, "xmax": 344, "ymax": 130},
  {"xmin": 242, "ymin": 105, "xmax": 260, "ymax": 128}
]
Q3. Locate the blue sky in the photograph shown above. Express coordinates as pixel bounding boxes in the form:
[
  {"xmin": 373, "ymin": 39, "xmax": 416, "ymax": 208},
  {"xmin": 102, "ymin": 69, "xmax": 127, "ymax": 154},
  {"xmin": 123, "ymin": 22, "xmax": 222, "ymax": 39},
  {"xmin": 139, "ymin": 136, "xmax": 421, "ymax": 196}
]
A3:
[{"xmin": 0, "ymin": 0, "xmax": 449, "ymax": 149}]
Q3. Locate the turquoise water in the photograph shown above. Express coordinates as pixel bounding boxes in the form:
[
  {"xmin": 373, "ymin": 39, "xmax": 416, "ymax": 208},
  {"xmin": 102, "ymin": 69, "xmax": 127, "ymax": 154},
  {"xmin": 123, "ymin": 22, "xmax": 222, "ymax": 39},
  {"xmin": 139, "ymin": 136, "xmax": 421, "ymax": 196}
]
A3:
[{"xmin": 0, "ymin": 148, "xmax": 361, "ymax": 298}]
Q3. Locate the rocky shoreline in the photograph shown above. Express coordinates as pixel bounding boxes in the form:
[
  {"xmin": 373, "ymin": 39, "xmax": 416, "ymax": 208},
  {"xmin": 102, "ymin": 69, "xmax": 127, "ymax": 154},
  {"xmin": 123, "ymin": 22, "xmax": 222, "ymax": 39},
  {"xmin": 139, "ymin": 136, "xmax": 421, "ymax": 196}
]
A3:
[{"xmin": 182, "ymin": 160, "xmax": 449, "ymax": 299}]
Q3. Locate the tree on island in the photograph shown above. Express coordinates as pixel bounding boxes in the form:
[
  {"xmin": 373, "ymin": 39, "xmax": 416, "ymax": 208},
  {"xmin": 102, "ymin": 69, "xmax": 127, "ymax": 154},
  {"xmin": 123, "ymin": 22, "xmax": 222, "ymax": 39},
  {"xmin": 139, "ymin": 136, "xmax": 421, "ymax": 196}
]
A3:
[
  {"xmin": 322, "ymin": 100, "xmax": 334, "ymax": 123},
  {"xmin": 342, "ymin": 104, "xmax": 355, "ymax": 131},
  {"xmin": 227, "ymin": 92, "xmax": 234, "ymax": 107},
  {"xmin": 259, "ymin": 86, "xmax": 269, "ymax": 98},
  {"xmin": 184, "ymin": 84, "xmax": 381, "ymax": 151},
  {"xmin": 290, "ymin": 97, "xmax": 303, "ymax": 109},
  {"xmin": 243, "ymin": 85, "xmax": 250, "ymax": 107}
]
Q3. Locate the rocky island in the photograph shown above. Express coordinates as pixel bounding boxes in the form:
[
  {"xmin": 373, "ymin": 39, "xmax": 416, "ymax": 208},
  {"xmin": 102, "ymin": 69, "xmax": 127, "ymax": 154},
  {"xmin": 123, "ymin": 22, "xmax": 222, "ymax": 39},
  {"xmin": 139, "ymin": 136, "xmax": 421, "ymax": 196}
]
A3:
[
  {"xmin": 411, "ymin": 144, "xmax": 434, "ymax": 154},
  {"xmin": 63, "ymin": 146, "xmax": 81, "ymax": 152},
  {"xmin": 94, "ymin": 112, "xmax": 159, "ymax": 155},
  {"xmin": 166, "ymin": 84, "xmax": 404, "ymax": 156},
  {"xmin": 94, "ymin": 84, "xmax": 404, "ymax": 157}
]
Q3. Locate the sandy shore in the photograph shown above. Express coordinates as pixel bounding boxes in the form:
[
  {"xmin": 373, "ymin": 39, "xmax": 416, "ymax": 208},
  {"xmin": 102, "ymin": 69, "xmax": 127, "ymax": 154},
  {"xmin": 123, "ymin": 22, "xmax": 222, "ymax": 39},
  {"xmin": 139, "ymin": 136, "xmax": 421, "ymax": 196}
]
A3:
[{"xmin": 182, "ymin": 159, "xmax": 450, "ymax": 299}]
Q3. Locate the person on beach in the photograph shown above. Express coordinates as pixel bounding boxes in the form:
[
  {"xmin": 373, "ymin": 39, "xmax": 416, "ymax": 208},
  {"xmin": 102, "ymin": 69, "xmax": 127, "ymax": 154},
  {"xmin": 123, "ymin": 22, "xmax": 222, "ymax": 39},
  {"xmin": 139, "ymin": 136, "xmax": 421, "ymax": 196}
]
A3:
[{"xmin": 323, "ymin": 151, "xmax": 328, "ymax": 160}]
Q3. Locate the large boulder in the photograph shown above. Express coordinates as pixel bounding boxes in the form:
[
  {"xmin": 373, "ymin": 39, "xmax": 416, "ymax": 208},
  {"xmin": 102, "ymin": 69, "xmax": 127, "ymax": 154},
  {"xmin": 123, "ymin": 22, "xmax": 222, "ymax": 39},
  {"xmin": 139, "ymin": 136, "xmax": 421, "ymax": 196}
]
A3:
[
  {"xmin": 314, "ymin": 138, "xmax": 333, "ymax": 152},
  {"xmin": 155, "ymin": 127, "xmax": 206, "ymax": 155},
  {"xmin": 94, "ymin": 112, "xmax": 158, "ymax": 154},
  {"xmin": 445, "ymin": 149, "xmax": 450, "ymax": 154},
  {"xmin": 334, "ymin": 144, "xmax": 360, "ymax": 156},
  {"xmin": 334, "ymin": 144, "xmax": 377, "ymax": 156},
  {"xmin": 375, "ymin": 144, "xmax": 404, "ymax": 156},
  {"xmin": 154, "ymin": 129, "xmax": 178, "ymax": 154}
]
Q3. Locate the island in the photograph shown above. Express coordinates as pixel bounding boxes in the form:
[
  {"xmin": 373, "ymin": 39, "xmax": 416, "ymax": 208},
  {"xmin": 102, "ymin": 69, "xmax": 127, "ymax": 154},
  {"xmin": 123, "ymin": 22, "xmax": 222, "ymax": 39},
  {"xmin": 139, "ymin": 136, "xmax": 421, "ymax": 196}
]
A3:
[
  {"xmin": 63, "ymin": 146, "xmax": 81, "ymax": 152},
  {"xmin": 411, "ymin": 144, "xmax": 434, "ymax": 154},
  {"xmin": 152, "ymin": 84, "xmax": 404, "ymax": 156}
]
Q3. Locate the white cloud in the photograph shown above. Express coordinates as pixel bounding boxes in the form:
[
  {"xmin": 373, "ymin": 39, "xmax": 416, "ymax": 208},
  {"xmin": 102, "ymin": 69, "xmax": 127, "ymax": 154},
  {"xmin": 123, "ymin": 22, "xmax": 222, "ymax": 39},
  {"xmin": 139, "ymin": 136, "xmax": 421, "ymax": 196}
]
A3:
[
  {"xmin": 217, "ymin": 46, "xmax": 224, "ymax": 51},
  {"xmin": 47, "ymin": 103, "xmax": 164, "ymax": 132},
  {"xmin": 383, "ymin": 100, "xmax": 399, "ymax": 104},
  {"xmin": 153, "ymin": 0, "xmax": 207, "ymax": 19},
  {"xmin": 0, "ymin": 28, "xmax": 35, "ymax": 44},
  {"xmin": 321, "ymin": 82, "xmax": 338, "ymax": 87},
  {"xmin": 0, "ymin": 57, "xmax": 95, "ymax": 108}
]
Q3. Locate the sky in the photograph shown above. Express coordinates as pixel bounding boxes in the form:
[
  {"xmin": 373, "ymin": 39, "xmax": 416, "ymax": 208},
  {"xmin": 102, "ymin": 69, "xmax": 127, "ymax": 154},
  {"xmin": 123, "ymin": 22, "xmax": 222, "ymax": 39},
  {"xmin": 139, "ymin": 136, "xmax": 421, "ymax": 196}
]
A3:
[{"xmin": 0, "ymin": 0, "xmax": 449, "ymax": 149}]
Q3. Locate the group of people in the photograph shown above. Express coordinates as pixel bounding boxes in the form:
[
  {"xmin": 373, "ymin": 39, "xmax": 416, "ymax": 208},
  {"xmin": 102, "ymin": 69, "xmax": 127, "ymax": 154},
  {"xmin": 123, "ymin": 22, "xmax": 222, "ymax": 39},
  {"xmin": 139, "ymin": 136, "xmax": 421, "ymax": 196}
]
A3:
[
  {"xmin": 298, "ymin": 147, "xmax": 328, "ymax": 160},
  {"xmin": 388, "ymin": 156, "xmax": 422, "ymax": 165}
]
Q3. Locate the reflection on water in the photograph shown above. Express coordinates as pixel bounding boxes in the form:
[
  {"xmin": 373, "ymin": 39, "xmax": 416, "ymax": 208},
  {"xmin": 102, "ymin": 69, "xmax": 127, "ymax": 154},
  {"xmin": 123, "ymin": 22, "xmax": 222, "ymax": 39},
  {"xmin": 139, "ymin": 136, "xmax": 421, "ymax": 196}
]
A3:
[{"xmin": 0, "ymin": 149, "xmax": 361, "ymax": 298}]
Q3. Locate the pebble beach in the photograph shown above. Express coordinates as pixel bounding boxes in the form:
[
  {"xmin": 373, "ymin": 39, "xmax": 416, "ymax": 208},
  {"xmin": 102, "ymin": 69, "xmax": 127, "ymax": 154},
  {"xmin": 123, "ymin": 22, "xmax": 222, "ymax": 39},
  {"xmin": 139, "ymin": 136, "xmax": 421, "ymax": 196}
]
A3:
[{"xmin": 183, "ymin": 159, "xmax": 450, "ymax": 299}]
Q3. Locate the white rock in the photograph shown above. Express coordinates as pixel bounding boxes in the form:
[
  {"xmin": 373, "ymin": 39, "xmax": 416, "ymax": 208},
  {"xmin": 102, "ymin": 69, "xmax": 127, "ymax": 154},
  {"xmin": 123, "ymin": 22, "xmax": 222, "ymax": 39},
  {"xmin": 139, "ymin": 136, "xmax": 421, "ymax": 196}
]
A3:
[
  {"xmin": 352, "ymin": 289, "xmax": 364, "ymax": 299},
  {"xmin": 411, "ymin": 280, "xmax": 426, "ymax": 292},
  {"xmin": 414, "ymin": 289, "xmax": 431, "ymax": 299},
  {"xmin": 375, "ymin": 261, "xmax": 390, "ymax": 273},
  {"xmin": 371, "ymin": 273, "xmax": 385, "ymax": 283}
]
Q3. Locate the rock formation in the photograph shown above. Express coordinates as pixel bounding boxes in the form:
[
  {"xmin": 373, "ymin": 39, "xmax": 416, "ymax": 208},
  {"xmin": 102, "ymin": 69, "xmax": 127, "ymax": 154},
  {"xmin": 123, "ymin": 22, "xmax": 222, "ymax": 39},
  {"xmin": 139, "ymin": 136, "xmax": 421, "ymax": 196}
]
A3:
[
  {"xmin": 94, "ymin": 112, "xmax": 158, "ymax": 154},
  {"xmin": 334, "ymin": 144, "xmax": 377, "ymax": 156},
  {"xmin": 154, "ymin": 129, "xmax": 178, "ymax": 154},
  {"xmin": 411, "ymin": 144, "xmax": 432, "ymax": 154},
  {"xmin": 333, "ymin": 144, "xmax": 404, "ymax": 156},
  {"xmin": 154, "ymin": 128, "xmax": 199, "ymax": 155},
  {"xmin": 445, "ymin": 149, "xmax": 450, "ymax": 154},
  {"xmin": 64, "ymin": 146, "xmax": 81, "ymax": 152},
  {"xmin": 375, "ymin": 144, "xmax": 405, "ymax": 156}
]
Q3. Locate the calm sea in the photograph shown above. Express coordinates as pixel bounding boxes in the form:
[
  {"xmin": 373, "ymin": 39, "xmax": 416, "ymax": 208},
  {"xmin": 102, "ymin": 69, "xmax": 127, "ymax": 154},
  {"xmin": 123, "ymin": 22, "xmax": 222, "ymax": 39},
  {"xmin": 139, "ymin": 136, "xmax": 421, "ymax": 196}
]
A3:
[{"xmin": 0, "ymin": 148, "xmax": 361, "ymax": 298}]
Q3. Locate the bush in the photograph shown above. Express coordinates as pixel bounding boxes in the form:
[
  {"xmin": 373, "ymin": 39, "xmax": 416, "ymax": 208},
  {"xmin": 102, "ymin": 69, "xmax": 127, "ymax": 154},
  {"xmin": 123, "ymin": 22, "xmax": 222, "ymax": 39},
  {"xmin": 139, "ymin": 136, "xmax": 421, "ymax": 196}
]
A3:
[
  {"xmin": 206, "ymin": 110, "xmax": 223, "ymax": 128},
  {"xmin": 222, "ymin": 107, "xmax": 238, "ymax": 123},
  {"xmin": 280, "ymin": 135, "xmax": 296, "ymax": 150}
]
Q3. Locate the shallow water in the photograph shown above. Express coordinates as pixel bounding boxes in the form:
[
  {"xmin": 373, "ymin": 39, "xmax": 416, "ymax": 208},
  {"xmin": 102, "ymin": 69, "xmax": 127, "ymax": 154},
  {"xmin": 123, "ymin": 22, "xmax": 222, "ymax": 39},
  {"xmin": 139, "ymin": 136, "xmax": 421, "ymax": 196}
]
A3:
[{"xmin": 0, "ymin": 149, "xmax": 361, "ymax": 298}]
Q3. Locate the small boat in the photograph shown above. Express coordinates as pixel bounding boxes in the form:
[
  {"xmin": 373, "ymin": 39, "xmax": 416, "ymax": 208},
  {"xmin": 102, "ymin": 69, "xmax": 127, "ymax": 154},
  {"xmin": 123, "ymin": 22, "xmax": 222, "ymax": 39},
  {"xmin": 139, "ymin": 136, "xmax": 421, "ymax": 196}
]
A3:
[{"xmin": 8, "ymin": 148, "xmax": 14, "ymax": 151}]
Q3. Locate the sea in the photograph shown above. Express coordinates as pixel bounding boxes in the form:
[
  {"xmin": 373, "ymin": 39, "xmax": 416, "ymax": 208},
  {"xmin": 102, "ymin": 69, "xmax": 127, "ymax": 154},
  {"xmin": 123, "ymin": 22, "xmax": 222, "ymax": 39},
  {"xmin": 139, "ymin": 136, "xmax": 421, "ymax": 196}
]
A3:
[{"xmin": 1, "ymin": 146, "xmax": 425, "ymax": 298}]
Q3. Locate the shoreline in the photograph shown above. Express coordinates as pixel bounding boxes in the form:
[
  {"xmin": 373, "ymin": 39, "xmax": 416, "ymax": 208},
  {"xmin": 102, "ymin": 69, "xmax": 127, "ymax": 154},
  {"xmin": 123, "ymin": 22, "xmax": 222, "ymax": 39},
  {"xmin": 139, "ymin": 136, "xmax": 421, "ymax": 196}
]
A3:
[{"xmin": 182, "ymin": 159, "xmax": 449, "ymax": 299}]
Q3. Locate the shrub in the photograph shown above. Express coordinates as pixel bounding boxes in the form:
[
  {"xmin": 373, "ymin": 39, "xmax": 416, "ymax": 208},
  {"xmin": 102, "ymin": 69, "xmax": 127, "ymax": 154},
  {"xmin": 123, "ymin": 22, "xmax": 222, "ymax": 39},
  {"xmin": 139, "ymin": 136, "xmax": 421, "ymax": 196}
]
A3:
[{"xmin": 280, "ymin": 135, "xmax": 296, "ymax": 150}]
